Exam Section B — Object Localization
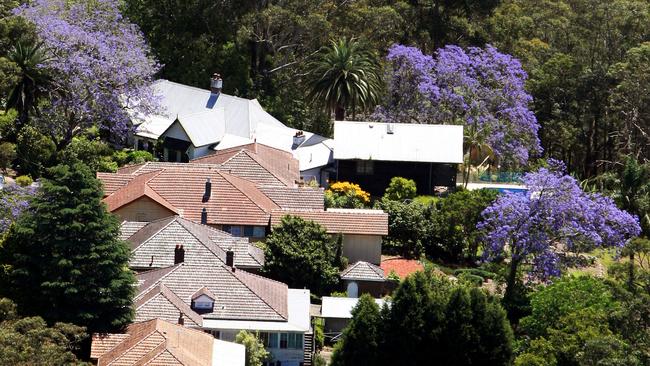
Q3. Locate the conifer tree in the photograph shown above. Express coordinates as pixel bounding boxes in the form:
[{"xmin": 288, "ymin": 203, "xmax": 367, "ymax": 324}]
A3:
[
  {"xmin": 331, "ymin": 294, "xmax": 382, "ymax": 366},
  {"xmin": 0, "ymin": 163, "xmax": 135, "ymax": 334}
]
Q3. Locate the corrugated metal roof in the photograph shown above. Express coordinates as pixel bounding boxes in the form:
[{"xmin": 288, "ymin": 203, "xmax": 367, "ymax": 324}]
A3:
[
  {"xmin": 321, "ymin": 296, "xmax": 387, "ymax": 319},
  {"xmin": 333, "ymin": 121, "xmax": 464, "ymax": 163}
]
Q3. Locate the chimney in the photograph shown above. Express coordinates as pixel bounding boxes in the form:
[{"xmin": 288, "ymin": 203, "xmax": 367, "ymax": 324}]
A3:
[
  {"xmin": 178, "ymin": 312, "xmax": 184, "ymax": 326},
  {"xmin": 201, "ymin": 208, "xmax": 208, "ymax": 224},
  {"xmin": 210, "ymin": 73, "xmax": 223, "ymax": 94},
  {"xmin": 292, "ymin": 131, "xmax": 305, "ymax": 150},
  {"xmin": 174, "ymin": 245, "xmax": 185, "ymax": 264},
  {"xmin": 226, "ymin": 250, "xmax": 234, "ymax": 268},
  {"xmin": 202, "ymin": 178, "xmax": 211, "ymax": 202},
  {"xmin": 386, "ymin": 123, "xmax": 395, "ymax": 134}
]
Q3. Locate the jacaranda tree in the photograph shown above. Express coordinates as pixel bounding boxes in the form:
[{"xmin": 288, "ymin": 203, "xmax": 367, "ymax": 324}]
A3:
[
  {"xmin": 477, "ymin": 160, "xmax": 640, "ymax": 304},
  {"xmin": 14, "ymin": 0, "xmax": 160, "ymax": 147},
  {"xmin": 373, "ymin": 44, "xmax": 541, "ymax": 184}
]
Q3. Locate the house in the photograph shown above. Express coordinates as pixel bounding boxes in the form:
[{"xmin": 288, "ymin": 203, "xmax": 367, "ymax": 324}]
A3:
[
  {"xmin": 270, "ymin": 208, "xmax": 388, "ymax": 264},
  {"xmin": 132, "ymin": 77, "xmax": 333, "ymax": 184},
  {"xmin": 134, "ymin": 263, "xmax": 313, "ymax": 366},
  {"xmin": 120, "ymin": 216, "xmax": 264, "ymax": 272},
  {"xmin": 340, "ymin": 261, "xmax": 393, "ymax": 298},
  {"xmin": 90, "ymin": 318, "xmax": 245, "ymax": 366},
  {"xmin": 320, "ymin": 296, "xmax": 387, "ymax": 337},
  {"xmin": 333, "ymin": 121, "xmax": 464, "ymax": 196}
]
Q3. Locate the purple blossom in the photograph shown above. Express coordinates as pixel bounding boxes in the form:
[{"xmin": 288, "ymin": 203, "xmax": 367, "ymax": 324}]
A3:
[
  {"xmin": 14, "ymin": 0, "xmax": 160, "ymax": 140},
  {"xmin": 0, "ymin": 185, "xmax": 35, "ymax": 233},
  {"xmin": 477, "ymin": 160, "xmax": 641, "ymax": 281},
  {"xmin": 373, "ymin": 44, "xmax": 541, "ymax": 166}
]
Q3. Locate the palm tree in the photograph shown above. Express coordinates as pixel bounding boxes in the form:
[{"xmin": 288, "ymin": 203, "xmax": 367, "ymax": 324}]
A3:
[
  {"xmin": 308, "ymin": 38, "xmax": 382, "ymax": 121},
  {"xmin": 6, "ymin": 41, "xmax": 52, "ymax": 129}
]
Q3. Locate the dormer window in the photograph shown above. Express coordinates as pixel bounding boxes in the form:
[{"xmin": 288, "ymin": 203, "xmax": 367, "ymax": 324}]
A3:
[{"xmin": 191, "ymin": 287, "xmax": 216, "ymax": 314}]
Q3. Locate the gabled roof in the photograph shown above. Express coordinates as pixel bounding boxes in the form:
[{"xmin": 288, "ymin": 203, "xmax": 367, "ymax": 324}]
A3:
[
  {"xmin": 135, "ymin": 264, "xmax": 289, "ymax": 321},
  {"xmin": 192, "ymin": 286, "xmax": 217, "ymax": 301},
  {"xmin": 341, "ymin": 261, "xmax": 385, "ymax": 282},
  {"xmin": 91, "ymin": 318, "xmax": 220, "ymax": 365},
  {"xmin": 270, "ymin": 208, "xmax": 389, "ymax": 236},
  {"xmin": 102, "ymin": 167, "xmax": 279, "ymax": 226},
  {"xmin": 102, "ymin": 170, "xmax": 180, "ymax": 214},
  {"xmin": 122, "ymin": 216, "xmax": 263, "ymax": 269},
  {"xmin": 259, "ymin": 186, "xmax": 324, "ymax": 210},
  {"xmin": 135, "ymin": 283, "xmax": 204, "ymax": 326},
  {"xmin": 333, "ymin": 121, "xmax": 464, "ymax": 164},
  {"xmin": 192, "ymin": 143, "xmax": 300, "ymax": 187}
]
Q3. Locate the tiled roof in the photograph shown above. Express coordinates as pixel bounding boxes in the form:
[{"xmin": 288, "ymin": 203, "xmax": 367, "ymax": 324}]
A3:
[
  {"xmin": 135, "ymin": 264, "xmax": 288, "ymax": 321},
  {"xmin": 259, "ymin": 186, "xmax": 324, "ymax": 210},
  {"xmin": 119, "ymin": 221, "xmax": 148, "ymax": 240},
  {"xmin": 97, "ymin": 173, "xmax": 134, "ymax": 195},
  {"xmin": 192, "ymin": 142, "xmax": 300, "ymax": 187},
  {"xmin": 380, "ymin": 257, "xmax": 425, "ymax": 279},
  {"xmin": 122, "ymin": 216, "xmax": 263, "ymax": 270},
  {"xmin": 103, "ymin": 170, "xmax": 180, "ymax": 214},
  {"xmin": 191, "ymin": 286, "xmax": 216, "ymax": 300},
  {"xmin": 270, "ymin": 208, "xmax": 388, "ymax": 236},
  {"xmin": 116, "ymin": 161, "xmax": 221, "ymax": 176},
  {"xmin": 341, "ymin": 261, "xmax": 385, "ymax": 282},
  {"xmin": 135, "ymin": 283, "xmax": 203, "ymax": 326},
  {"xmin": 91, "ymin": 319, "xmax": 215, "ymax": 365},
  {"xmin": 102, "ymin": 167, "xmax": 279, "ymax": 226}
]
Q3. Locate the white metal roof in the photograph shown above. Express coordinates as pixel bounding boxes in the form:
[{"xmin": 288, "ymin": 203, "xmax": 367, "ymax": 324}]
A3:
[
  {"xmin": 135, "ymin": 80, "xmax": 334, "ymax": 170},
  {"xmin": 321, "ymin": 296, "xmax": 387, "ymax": 319},
  {"xmin": 333, "ymin": 121, "xmax": 464, "ymax": 164},
  {"xmin": 202, "ymin": 289, "xmax": 311, "ymax": 332},
  {"xmin": 213, "ymin": 339, "xmax": 245, "ymax": 366}
]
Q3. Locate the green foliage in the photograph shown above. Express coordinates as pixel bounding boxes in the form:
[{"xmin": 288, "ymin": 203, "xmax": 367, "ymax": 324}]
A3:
[
  {"xmin": 0, "ymin": 163, "xmax": 136, "ymax": 334},
  {"xmin": 331, "ymin": 294, "xmax": 382, "ymax": 366},
  {"xmin": 14, "ymin": 175, "xmax": 32, "ymax": 187},
  {"xmin": 15, "ymin": 125, "xmax": 55, "ymax": 178},
  {"xmin": 126, "ymin": 150, "xmax": 154, "ymax": 164},
  {"xmin": 0, "ymin": 297, "xmax": 88, "ymax": 365},
  {"xmin": 235, "ymin": 330, "xmax": 270, "ymax": 366},
  {"xmin": 58, "ymin": 137, "xmax": 118, "ymax": 173},
  {"xmin": 308, "ymin": 38, "xmax": 382, "ymax": 120},
  {"xmin": 387, "ymin": 269, "xmax": 401, "ymax": 282},
  {"xmin": 324, "ymin": 181, "xmax": 370, "ymax": 209},
  {"xmin": 429, "ymin": 188, "xmax": 498, "ymax": 262},
  {"xmin": 383, "ymin": 177, "xmax": 417, "ymax": 202},
  {"xmin": 375, "ymin": 198, "xmax": 433, "ymax": 259},
  {"xmin": 313, "ymin": 317, "xmax": 324, "ymax": 351},
  {"xmin": 0, "ymin": 141, "xmax": 15, "ymax": 173},
  {"xmin": 263, "ymin": 215, "xmax": 340, "ymax": 296}
]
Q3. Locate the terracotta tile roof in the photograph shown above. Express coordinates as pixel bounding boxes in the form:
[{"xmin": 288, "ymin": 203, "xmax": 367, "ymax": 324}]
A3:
[
  {"xmin": 192, "ymin": 142, "xmax": 300, "ymax": 187},
  {"xmin": 103, "ymin": 170, "xmax": 181, "ymax": 214},
  {"xmin": 116, "ymin": 161, "xmax": 221, "ymax": 175},
  {"xmin": 380, "ymin": 257, "xmax": 425, "ymax": 279},
  {"xmin": 135, "ymin": 264, "xmax": 288, "ymax": 321},
  {"xmin": 259, "ymin": 186, "xmax": 324, "ymax": 210},
  {"xmin": 97, "ymin": 173, "xmax": 134, "ymax": 195},
  {"xmin": 91, "ymin": 319, "xmax": 215, "ymax": 365},
  {"xmin": 270, "ymin": 208, "xmax": 389, "ymax": 236},
  {"xmin": 102, "ymin": 168, "xmax": 280, "ymax": 226},
  {"xmin": 341, "ymin": 261, "xmax": 385, "ymax": 282}
]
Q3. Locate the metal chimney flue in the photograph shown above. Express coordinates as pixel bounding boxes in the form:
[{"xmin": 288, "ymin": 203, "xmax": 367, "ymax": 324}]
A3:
[
  {"xmin": 210, "ymin": 73, "xmax": 223, "ymax": 94},
  {"xmin": 201, "ymin": 207, "xmax": 208, "ymax": 225}
]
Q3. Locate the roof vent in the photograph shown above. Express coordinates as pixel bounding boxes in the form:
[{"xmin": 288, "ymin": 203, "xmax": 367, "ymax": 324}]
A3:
[{"xmin": 386, "ymin": 123, "xmax": 394, "ymax": 134}]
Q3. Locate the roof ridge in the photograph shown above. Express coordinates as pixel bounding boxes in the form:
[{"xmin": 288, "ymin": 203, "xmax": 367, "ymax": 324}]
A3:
[
  {"xmin": 101, "ymin": 326, "xmax": 164, "ymax": 365},
  {"xmin": 229, "ymin": 268, "xmax": 288, "ymax": 320},
  {"xmin": 218, "ymin": 171, "xmax": 279, "ymax": 213},
  {"xmin": 175, "ymin": 218, "xmax": 227, "ymax": 262},
  {"xmin": 130, "ymin": 216, "xmax": 178, "ymax": 252},
  {"xmin": 136, "ymin": 265, "xmax": 183, "ymax": 299},
  {"xmin": 241, "ymin": 150, "xmax": 293, "ymax": 187}
]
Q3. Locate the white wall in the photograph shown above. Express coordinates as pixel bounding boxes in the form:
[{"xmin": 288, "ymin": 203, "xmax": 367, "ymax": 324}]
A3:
[
  {"xmin": 342, "ymin": 234, "xmax": 382, "ymax": 264},
  {"xmin": 213, "ymin": 339, "xmax": 245, "ymax": 366}
]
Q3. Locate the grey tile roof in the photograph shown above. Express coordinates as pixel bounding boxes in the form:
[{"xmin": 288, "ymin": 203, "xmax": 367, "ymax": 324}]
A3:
[
  {"xmin": 119, "ymin": 221, "xmax": 148, "ymax": 240},
  {"xmin": 259, "ymin": 186, "xmax": 325, "ymax": 210},
  {"xmin": 135, "ymin": 264, "xmax": 288, "ymax": 321},
  {"xmin": 122, "ymin": 216, "xmax": 263, "ymax": 270},
  {"xmin": 341, "ymin": 261, "xmax": 386, "ymax": 282}
]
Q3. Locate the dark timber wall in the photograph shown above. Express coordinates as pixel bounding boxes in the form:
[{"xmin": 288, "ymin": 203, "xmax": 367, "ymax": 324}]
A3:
[{"xmin": 335, "ymin": 160, "xmax": 457, "ymax": 197}]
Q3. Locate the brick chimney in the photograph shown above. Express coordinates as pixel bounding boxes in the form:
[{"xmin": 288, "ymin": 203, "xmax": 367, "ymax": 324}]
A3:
[
  {"xmin": 174, "ymin": 245, "xmax": 185, "ymax": 264},
  {"xmin": 292, "ymin": 131, "xmax": 305, "ymax": 150},
  {"xmin": 210, "ymin": 73, "xmax": 223, "ymax": 94},
  {"xmin": 178, "ymin": 312, "xmax": 184, "ymax": 326},
  {"xmin": 201, "ymin": 208, "xmax": 208, "ymax": 225},
  {"xmin": 226, "ymin": 250, "xmax": 234, "ymax": 268},
  {"xmin": 202, "ymin": 178, "xmax": 211, "ymax": 202}
]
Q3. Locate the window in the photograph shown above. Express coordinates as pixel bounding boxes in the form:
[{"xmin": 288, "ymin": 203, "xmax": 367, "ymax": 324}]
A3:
[
  {"xmin": 279, "ymin": 333, "xmax": 288, "ymax": 348},
  {"xmin": 204, "ymin": 330, "xmax": 220, "ymax": 339},
  {"xmin": 252, "ymin": 226, "xmax": 266, "ymax": 238},
  {"xmin": 230, "ymin": 226, "xmax": 242, "ymax": 237},
  {"xmin": 243, "ymin": 226, "xmax": 254, "ymax": 237},
  {"xmin": 288, "ymin": 333, "xmax": 303, "ymax": 349},
  {"xmin": 259, "ymin": 332, "xmax": 270, "ymax": 347},
  {"xmin": 269, "ymin": 333, "xmax": 279, "ymax": 348},
  {"xmin": 356, "ymin": 160, "xmax": 374, "ymax": 175},
  {"xmin": 192, "ymin": 300, "xmax": 213, "ymax": 310}
]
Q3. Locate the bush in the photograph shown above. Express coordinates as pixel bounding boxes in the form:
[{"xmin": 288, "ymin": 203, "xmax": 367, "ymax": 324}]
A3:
[
  {"xmin": 457, "ymin": 272, "xmax": 484, "ymax": 286},
  {"xmin": 127, "ymin": 150, "xmax": 154, "ymax": 164},
  {"xmin": 453, "ymin": 268, "xmax": 497, "ymax": 280},
  {"xmin": 375, "ymin": 198, "xmax": 433, "ymax": 258},
  {"xmin": 59, "ymin": 137, "xmax": 117, "ymax": 173},
  {"xmin": 15, "ymin": 126, "xmax": 56, "ymax": 178},
  {"xmin": 384, "ymin": 177, "xmax": 417, "ymax": 201},
  {"xmin": 325, "ymin": 181, "xmax": 370, "ymax": 208},
  {"xmin": 0, "ymin": 142, "xmax": 16, "ymax": 173},
  {"xmin": 15, "ymin": 175, "xmax": 33, "ymax": 187}
]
